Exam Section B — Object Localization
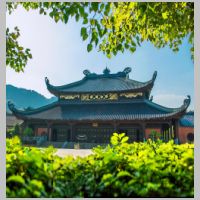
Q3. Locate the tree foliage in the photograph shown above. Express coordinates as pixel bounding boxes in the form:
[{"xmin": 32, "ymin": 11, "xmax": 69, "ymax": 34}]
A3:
[
  {"xmin": 6, "ymin": 27, "xmax": 32, "ymax": 72},
  {"xmin": 100, "ymin": 2, "xmax": 194, "ymax": 59},
  {"xmin": 6, "ymin": 2, "xmax": 194, "ymax": 72}
]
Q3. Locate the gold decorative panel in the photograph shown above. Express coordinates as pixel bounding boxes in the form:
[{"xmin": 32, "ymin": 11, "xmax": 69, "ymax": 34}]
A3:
[
  {"xmin": 60, "ymin": 94, "xmax": 80, "ymax": 100},
  {"xmin": 81, "ymin": 93, "xmax": 118, "ymax": 101},
  {"xmin": 119, "ymin": 92, "xmax": 143, "ymax": 98},
  {"xmin": 60, "ymin": 93, "xmax": 142, "ymax": 100}
]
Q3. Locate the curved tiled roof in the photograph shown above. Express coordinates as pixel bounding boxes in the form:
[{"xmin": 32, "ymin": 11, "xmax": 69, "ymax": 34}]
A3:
[
  {"xmin": 8, "ymin": 96, "xmax": 190, "ymax": 121},
  {"xmin": 45, "ymin": 68, "xmax": 157, "ymax": 95}
]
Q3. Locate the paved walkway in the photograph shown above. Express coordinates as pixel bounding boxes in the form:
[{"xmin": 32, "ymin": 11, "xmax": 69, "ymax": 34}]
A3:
[{"xmin": 55, "ymin": 149, "xmax": 93, "ymax": 158}]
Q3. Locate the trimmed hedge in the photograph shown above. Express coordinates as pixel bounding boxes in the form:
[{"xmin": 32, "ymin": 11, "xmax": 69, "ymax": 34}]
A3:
[{"xmin": 6, "ymin": 133, "xmax": 194, "ymax": 198}]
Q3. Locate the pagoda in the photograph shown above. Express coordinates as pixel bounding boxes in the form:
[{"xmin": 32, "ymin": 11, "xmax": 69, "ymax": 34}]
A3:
[{"xmin": 8, "ymin": 67, "xmax": 190, "ymax": 143}]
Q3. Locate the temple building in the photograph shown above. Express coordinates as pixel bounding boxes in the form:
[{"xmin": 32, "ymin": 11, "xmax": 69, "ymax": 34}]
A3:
[{"xmin": 8, "ymin": 67, "xmax": 191, "ymax": 144}]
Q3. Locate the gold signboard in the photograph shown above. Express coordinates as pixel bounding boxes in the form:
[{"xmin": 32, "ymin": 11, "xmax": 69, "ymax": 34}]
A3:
[
  {"xmin": 81, "ymin": 93, "xmax": 118, "ymax": 101},
  {"xmin": 92, "ymin": 122, "xmax": 98, "ymax": 127}
]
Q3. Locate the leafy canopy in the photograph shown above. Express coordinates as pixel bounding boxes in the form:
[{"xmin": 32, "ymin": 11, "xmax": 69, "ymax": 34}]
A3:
[
  {"xmin": 6, "ymin": 27, "xmax": 32, "ymax": 72},
  {"xmin": 6, "ymin": 2, "xmax": 194, "ymax": 72}
]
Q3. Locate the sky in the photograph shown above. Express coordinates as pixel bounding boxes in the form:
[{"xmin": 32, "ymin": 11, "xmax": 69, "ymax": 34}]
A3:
[{"xmin": 6, "ymin": 5, "xmax": 194, "ymax": 110}]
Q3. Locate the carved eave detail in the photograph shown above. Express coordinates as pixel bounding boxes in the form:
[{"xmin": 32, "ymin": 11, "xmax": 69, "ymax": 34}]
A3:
[
  {"xmin": 181, "ymin": 95, "xmax": 191, "ymax": 111},
  {"xmin": 60, "ymin": 94, "xmax": 80, "ymax": 100},
  {"xmin": 119, "ymin": 92, "xmax": 143, "ymax": 98}
]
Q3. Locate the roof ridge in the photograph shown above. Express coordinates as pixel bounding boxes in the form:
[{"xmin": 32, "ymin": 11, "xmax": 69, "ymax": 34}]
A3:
[
  {"xmin": 45, "ymin": 71, "xmax": 157, "ymax": 95},
  {"xmin": 45, "ymin": 77, "xmax": 86, "ymax": 90}
]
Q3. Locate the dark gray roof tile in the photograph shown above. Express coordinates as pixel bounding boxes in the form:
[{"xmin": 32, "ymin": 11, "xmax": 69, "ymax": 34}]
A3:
[{"xmin": 45, "ymin": 69, "xmax": 157, "ymax": 94}]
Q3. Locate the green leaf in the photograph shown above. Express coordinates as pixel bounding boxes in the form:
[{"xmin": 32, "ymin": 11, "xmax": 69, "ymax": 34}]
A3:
[
  {"xmin": 54, "ymin": 14, "xmax": 60, "ymax": 23},
  {"xmin": 162, "ymin": 12, "xmax": 168, "ymax": 19},
  {"xmin": 75, "ymin": 14, "xmax": 80, "ymax": 22},
  {"xmin": 117, "ymin": 171, "xmax": 133, "ymax": 178},
  {"xmin": 130, "ymin": 47, "xmax": 136, "ymax": 53},
  {"xmin": 39, "ymin": 8, "xmax": 44, "ymax": 14},
  {"xmin": 63, "ymin": 14, "xmax": 69, "ymax": 24},
  {"xmin": 81, "ymin": 27, "xmax": 87, "ymax": 37},
  {"xmin": 119, "ymin": 133, "xmax": 125, "ymax": 139},
  {"xmin": 104, "ymin": 3, "xmax": 111, "ymax": 15},
  {"xmin": 113, "ymin": 133, "xmax": 118, "ymax": 137},
  {"xmin": 121, "ymin": 136, "xmax": 129, "ymax": 143},
  {"xmin": 117, "ymin": 44, "xmax": 122, "ymax": 50},
  {"xmin": 87, "ymin": 43, "xmax": 93, "ymax": 52},
  {"xmin": 7, "ymin": 175, "xmax": 25, "ymax": 185},
  {"xmin": 95, "ymin": 38, "xmax": 99, "ymax": 46},
  {"xmin": 125, "ymin": 43, "xmax": 129, "ymax": 49},
  {"xmin": 100, "ymin": 3, "xmax": 105, "ymax": 11},
  {"xmin": 107, "ymin": 53, "xmax": 111, "ymax": 59},
  {"xmin": 83, "ymin": 18, "xmax": 88, "ymax": 24},
  {"xmin": 90, "ymin": 19, "xmax": 96, "ymax": 25},
  {"xmin": 83, "ymin": 33, "xmax": 88, "ymax": 41},
  {"xmin": 79, "ymin": 6, "xmax": 84, "ymax": 17},
  {"xmin": 49, "ymin": 11, "xmax": 54, "ymax": 18},
  {"xmin": 18, "ymin": 47, "xmax": 24, "ymax": 50},
  {"xmin": 11, "ymin": 33, "xmax": 17, "ymax": 40},
  {"xmin": 91, "ymin": 2, "xmax": 99, "ymax": 12}
]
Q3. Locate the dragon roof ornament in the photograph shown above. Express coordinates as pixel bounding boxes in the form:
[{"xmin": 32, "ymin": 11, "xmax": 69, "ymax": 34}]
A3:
[{"xmin": 82, "ymin": 67, "xmax": 132, "ymax": 78}]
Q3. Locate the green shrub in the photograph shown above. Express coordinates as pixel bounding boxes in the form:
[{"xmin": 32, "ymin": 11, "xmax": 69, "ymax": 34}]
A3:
[
  {"xmin": 6, "ymin": 127, "xmax": 15, "ymax": 137},
  {"xmin": 7, "ymin": 124, "xmax": 21, "ymax": 138},
  {"xmin": 23, "ymin": 127, "xmax": 33, "ymax": 137},
  {"xmin": 149, "ymin": 130, "xmax": 162, "ymax": 141},
  {"xmin": 14, "ymin": 123, "xmax": 21, "ymax": 135},
  {"xmin": 6, "ymin": 134, "xmax": 194, "ymax": 198}
]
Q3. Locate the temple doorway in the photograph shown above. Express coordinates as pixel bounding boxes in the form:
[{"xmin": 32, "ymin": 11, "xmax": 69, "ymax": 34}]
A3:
[
  {"xmin": 74, "ymin": 123, "xmax": 114, "ymax": 143},
  {"xmin": 52, "ymin": 125, "xmax": 70, "ymax": 142}
]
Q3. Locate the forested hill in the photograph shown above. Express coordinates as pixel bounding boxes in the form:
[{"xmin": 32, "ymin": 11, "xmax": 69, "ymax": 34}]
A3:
[{"xmin": 6, "ymin": 84, "xmax": 57, "ymax": 113}]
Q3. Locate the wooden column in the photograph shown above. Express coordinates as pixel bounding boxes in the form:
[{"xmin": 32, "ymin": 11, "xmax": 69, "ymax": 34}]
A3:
[
  {"xmin": 141, "ymin": 122, "xmax": 146, "ymax": 141},
  {"xmin": 21, "ymin": 120, "xmax": 27, "ymax": 138},
  {"xmin": 47, "ymin": 121, "xmax": 51, "ymax": 141},
  {"xmin": 113, "ymin": 121, "xmax": 117, "ymax": 132},
  {"xmin": 70, "ymin": 123, "xmax": 73, "ymax": 141},
  {"xmin": 167, "ymin": 122, "xmax": 171, "ymax": 141},
  {"xmin": 174, "ymin": 120, "xmax": 179, "ymax": 144},
  {"xmin": 169, "ymin": 121, "xmax": 172, "ymax": 140},
  {"xmin": 171, "ymin": 123, "xmax": 174, "ymax": 139},
  {"xmin": 69, "ymin": 122, "xmax": 74, "ymax": 142}
]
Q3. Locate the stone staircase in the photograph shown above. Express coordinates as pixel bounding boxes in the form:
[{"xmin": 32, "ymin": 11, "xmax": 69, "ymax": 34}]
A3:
[
  {"xmin": 38, "ymin": 141, "xmax": 108, "ymax": 149},
  {"xmin": 39, "ymin": 141, "xmax": 65, "ymax": 148}
]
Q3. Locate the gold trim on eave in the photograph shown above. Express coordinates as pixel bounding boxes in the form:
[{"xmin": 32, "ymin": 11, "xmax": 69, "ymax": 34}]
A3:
[
  {"xmin": 60, "ymin": 94, "xmax": 80, "ymax": 100},
  {"xmin": 120, "ymin": 92, "xmax": 143, "ymax": 98}
]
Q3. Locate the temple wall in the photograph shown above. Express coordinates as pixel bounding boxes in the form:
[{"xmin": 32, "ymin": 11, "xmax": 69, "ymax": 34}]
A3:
[
  {"xmin": 178, "ymin": 127, "xmax": 194, "ymax": 143},
  {"xmin": 25, "ymin": 123, "xmax": 194, "ymax": 144},
  {"xmin": 37, "ymin": 128, "xmax": 48, "ymax": 136}
]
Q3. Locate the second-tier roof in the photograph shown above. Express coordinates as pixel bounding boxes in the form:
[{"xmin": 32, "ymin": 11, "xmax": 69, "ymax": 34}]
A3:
[{"xmin": 8, "ymin": 96, "xmax": 190, "ymax": 121}]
